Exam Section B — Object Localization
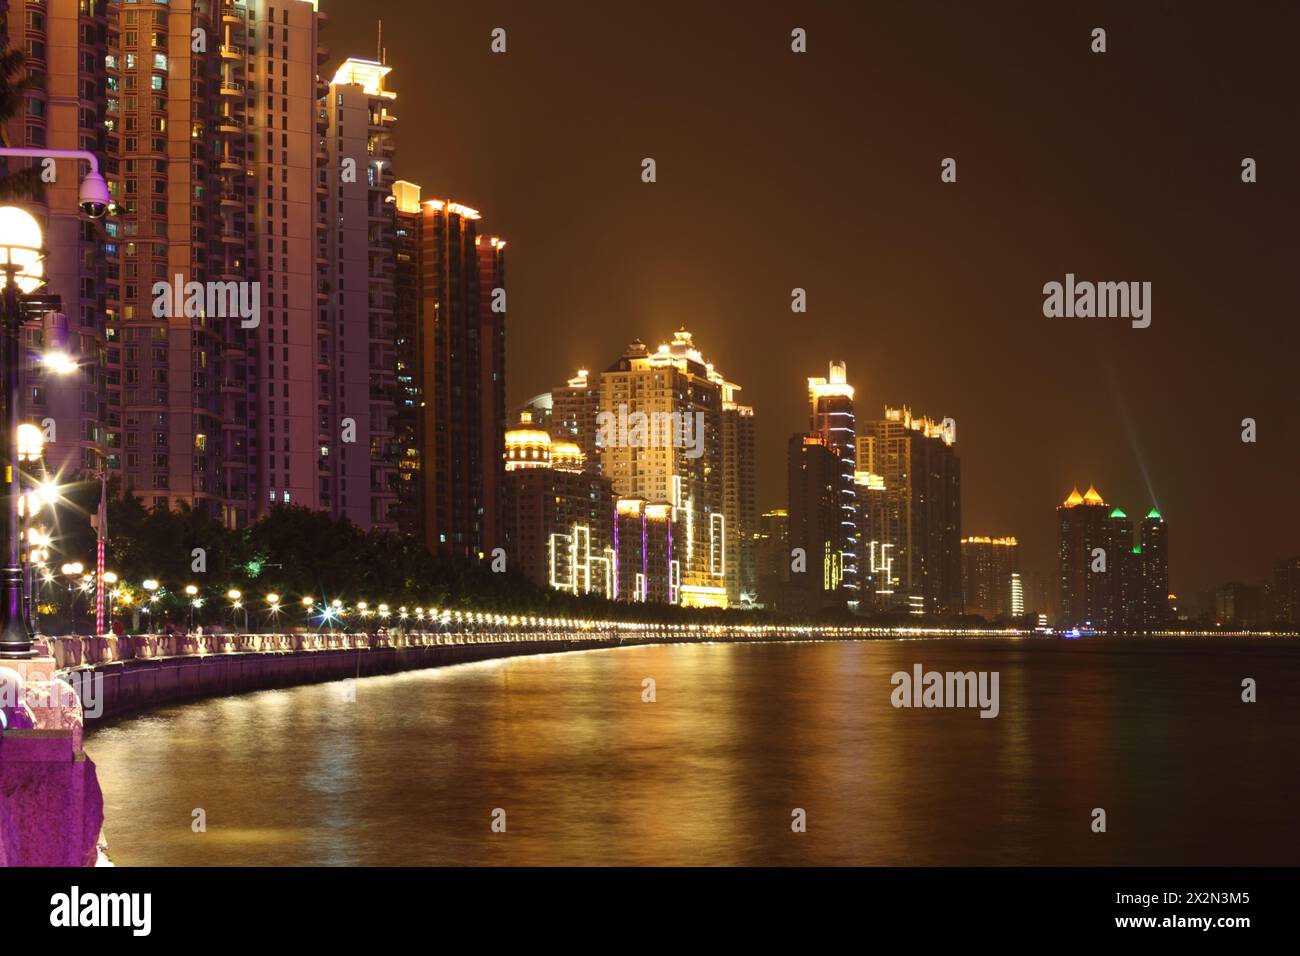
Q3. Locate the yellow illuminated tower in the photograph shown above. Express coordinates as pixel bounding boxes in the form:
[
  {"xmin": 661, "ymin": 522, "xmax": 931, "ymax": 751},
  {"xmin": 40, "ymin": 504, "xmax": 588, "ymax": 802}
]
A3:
[
  {"xmin": 808, "ymin": 362, "xmax": 859, "ymax": 604},
  {"xmin": 597, "ymin": 330, "xmax": 730, "ymax": 607}
]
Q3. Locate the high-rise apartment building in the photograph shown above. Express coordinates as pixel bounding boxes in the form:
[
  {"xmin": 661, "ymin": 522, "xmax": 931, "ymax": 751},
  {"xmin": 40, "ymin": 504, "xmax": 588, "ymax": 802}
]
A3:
[
  {"xmin": 854, "ymin": 469, "xmax": 891, "ymax": 605},
  {"xmin": 6, "ymin": 2, "xmax": 488, "ymax": 555},
  {"xmin": 786, "ymin": 433, "xmax": 844, "ymax": 613},
  {"xmin": 753, "ymin": 507, "xmax": 788, "ymax": 609},
  {"xmin": 857, "ymin": 406, "xmax": 961, "ymax": 613},
  {"xmin": 597, "ymin": 330, "xmax": 729, "ymax": 608},
  {"xmin": 6, "ymin": 0, "xmax": 115, "ymax": 485},
  {"xmin": 721, "ymin": 386, "xmax": 755, "ymax": 605},
  {"xmin": 477, "ymin": 233, "xmax": 506, "ymax": 552},
  {"xmin": 390, "ymin": 180, "xmax": 505, "ymax": 557},
  {"xmin": 807, "ymin": 362, "xmax": 858, "ymax": 602},
  {"xmin": 323, "ymin": 57, "xmax": 399, "ymax": 528},
  {"xmin": 551, "ymin": 368, "xmax": 601, "ymax": 462},
  {"xmin": 961, "ymin": 536, "xmax": 1019, "ymax": 619},
  {"xmin": 1138, "ymin": 508, "xmax": 1168, "ymax": 630},
  {"xmin": 1057, "ymin": 486, "xmax": 1110, "ymax": 628},
  {"xmin": 1057, "ymin": 487, "xmax": 1170, "ymax": 632}
]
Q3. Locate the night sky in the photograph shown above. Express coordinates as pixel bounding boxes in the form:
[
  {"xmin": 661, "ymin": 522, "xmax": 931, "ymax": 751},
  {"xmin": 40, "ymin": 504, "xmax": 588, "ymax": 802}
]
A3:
[{"xmin": 320, "ymin": 0, "xmax": 1299, "ymax": 601}]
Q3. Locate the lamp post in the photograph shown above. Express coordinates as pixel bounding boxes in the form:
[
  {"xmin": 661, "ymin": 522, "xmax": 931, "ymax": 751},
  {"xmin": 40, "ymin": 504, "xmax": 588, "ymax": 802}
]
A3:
[
  {"xmin": 102, "ymin": 571, "xmax": 118, "ymax": 633},
  {"xmin": 59, "ymin": 561, "xmax": 84, "ymax": 635},
  {"xmin": 185, "ymin": 584, "xmax": 199, "ymax": 632},
  {"xmin": 0, "ymin": 209, "xmax": 46, "ymax": 656},
  {"xmin": 227, "ymin": 588, "xmax": 247, "ymax": 633},
  {"xmin": 142, "ymin": 578, "xmax": 159, "ymax": 630},
  {"xmin": 0, "ymin": 148, "xmax": 107, "ymax": 658}
]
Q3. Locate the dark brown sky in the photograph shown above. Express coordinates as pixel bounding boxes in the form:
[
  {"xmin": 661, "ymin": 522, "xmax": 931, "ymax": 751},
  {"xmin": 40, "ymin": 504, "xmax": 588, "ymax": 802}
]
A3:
[{"xmin": 321, "ymin": 0, "xmax": 1299, "ymax": 601}]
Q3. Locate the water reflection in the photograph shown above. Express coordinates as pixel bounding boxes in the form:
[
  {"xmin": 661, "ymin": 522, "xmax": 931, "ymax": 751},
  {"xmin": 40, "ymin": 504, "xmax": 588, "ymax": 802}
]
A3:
[{"xmin": 88, "ymin": 638, "xmax": 1300, "ymax": 865}]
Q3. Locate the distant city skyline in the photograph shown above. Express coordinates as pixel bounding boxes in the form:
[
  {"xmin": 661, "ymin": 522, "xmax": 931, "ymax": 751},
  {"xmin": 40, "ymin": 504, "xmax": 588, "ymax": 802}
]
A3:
[{"xmin": 321, "ymin": 0, "xmax": 1300, "ymax": 599}]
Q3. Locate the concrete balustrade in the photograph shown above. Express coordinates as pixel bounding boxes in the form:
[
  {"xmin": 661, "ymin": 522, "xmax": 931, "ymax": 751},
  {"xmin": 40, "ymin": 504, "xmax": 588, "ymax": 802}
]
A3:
[{"xmin": 45, "ymin": 628, "xmax": 677, "ymax": 722}]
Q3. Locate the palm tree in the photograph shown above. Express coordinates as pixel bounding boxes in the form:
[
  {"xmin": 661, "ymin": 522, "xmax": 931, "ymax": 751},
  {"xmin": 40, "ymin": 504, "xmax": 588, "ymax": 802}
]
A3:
[{"xmin": 0, "ymin": 34, "xmax": 44, "ymax": 201}]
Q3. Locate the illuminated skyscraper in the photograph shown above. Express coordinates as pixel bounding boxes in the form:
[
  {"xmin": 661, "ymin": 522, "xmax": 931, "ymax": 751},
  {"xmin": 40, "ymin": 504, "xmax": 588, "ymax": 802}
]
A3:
[
  {"xmin": 391, "ymin": 181, "xmax": 504, "ymax": 558},
  {"xmin": 1057, "ymin": 486, "xmax": 1110, "ymax": 628},
  {"xmin": 1058, "ymin": 487, "xmax": 1167, "ymax": 632},
  {"xmin": 858, "ymin": 406, "xmax": 961, "ymax": 613},
  {"xmin": 325, "ymin": 57, "xmax": 400, "ymax": 528},
  {"xmin": 1100, "ymin": 507, "xmax": 1139, "ymax": 632},
  {"xmin": 807, "ymin": 362, "xmax": 858, "ymax": 602},
  {"xmin": 478, "ymin": 234, "xmax": 507, "ymax": 553},
  {"xmin": 787, "ymin": 434, "xmax": 845, "ymax": 612},
  {"xmin": 721, "ymin": 388, "xmax": 756, "ymax": 605},
  {"xmin": 753, "ymin": 508, "xmax": 789, "ymax": 609},
  {"xmin": 597, "ymin": 330, "xmax": 728, "ymax": 608},
  {"xmin": 854, "ymin": 469, "xmax": 891, "ymax": 606},
  {"xmin": 961, "ymin": 536, "xmax": 1019, "ymax": 619},
  {"xmin": 1139, "ymin": 508, "xmax": 1169, "ymax": 631}
]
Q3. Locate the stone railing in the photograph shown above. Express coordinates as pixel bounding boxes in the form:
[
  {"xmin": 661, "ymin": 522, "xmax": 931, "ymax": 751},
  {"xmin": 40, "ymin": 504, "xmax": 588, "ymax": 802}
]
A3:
[{"xmin": 42, "ymin": 627, "xmax": 631, "ymax": 670}]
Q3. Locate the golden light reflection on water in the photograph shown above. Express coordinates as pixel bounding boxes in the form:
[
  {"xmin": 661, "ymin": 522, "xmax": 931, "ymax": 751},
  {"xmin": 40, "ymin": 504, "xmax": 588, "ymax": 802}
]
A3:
[{"xmin": 88, "ymin": 639, "xmax": 1300, "ymax": 866}]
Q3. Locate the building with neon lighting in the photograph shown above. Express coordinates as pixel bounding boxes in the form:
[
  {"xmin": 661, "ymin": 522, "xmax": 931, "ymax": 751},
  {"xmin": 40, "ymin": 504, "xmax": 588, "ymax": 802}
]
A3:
[
  {"xmin": 614, "ymin": 498, "xmax": 675, "ymax": 603},
  {"xmin": 721, "ymin": 389, "xmax": 756, "ymax": 606},
  {"xmin": 501, "ymin": 412, "xmax": 615, "ymax": 596},
  {"xmin": 808, "ymin": 362, "xmax": 859, "ymax": 603},
  {"xmin": 596, "ymin": 330, "xmax": 732, "ymax": 608},
  {"xmin": 857, "ymin": 406, "xmax": 962, "ymax": 613}
]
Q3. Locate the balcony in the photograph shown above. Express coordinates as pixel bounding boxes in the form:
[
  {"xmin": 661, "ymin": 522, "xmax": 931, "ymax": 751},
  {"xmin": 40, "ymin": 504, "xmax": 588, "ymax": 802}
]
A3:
[
  {"xmin": 219, "ymin": 77, "xmax": 245, "ymax": 97},
  {"xmin": 219, "ymin": 44, "xmax": 245, "ymax": 61},
  {"xmin": 215, "ymin": 113, "xmax": 245, "ymax": 135}
]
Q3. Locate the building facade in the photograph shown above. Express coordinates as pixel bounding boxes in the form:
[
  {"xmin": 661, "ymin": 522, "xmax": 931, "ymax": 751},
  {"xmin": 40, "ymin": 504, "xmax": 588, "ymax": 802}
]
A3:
[
  {"xmin": 786, "ymin": 434, "xmax": 844, "ymax": 613},
  {"xmin": 807, "ymin": 362, "xmax": 858, "ymax": 603},
  {"xmin": 960, "ymin": 535, "xmax": 1019, "ymax": 619},
  {"xmin": 323, "ymin": 57, "xmax": 399, "ymax": 528},
  {"xmin": 1057, "ymin": 487, "xmax": 1170, "ymax": 632},
  {"xmin": 391, "ymin": 180, "xmax": 505, "ymax": 558},
  {"xmin": 596, "ymin": 330, "xmax": 729, "ymax": 608},
  {"xmin": 857, "ymin": 406, "xmax": 961, "ymax": 614},
  {"xmin": 721, "ymin": 387, "xmax": 755, "ymax": 606},
  {"xmin": 501, "ymin": 411, "xmax": 615, "ymax": 595}
]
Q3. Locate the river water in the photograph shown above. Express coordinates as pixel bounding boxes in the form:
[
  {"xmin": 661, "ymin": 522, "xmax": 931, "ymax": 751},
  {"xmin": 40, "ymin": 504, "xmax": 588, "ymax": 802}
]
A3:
[{"xmin": 87, "ymin": 637, "xmax": 1300, "ymax": 866}]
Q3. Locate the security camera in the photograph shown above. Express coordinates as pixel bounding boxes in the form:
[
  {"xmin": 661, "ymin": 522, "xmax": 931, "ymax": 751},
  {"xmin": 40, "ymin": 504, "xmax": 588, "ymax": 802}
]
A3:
[{"xmin": 78, "ymin": 170, "xmax": 111, "ymax": 219}]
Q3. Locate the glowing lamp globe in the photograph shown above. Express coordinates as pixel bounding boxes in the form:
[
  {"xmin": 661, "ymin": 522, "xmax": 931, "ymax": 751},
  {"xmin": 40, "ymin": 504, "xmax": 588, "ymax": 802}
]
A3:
[{"xmin": 0, "ymin": 206, "xmax": 45, "ymax": 294}]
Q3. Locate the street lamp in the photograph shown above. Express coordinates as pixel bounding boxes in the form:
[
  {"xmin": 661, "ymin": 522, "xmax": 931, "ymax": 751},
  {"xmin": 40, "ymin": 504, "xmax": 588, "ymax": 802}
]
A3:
[
  {"xmin": 141, "ymin": 578, "xmax": 159, "ymax": 629},
  {"xmin": 102, "ymin": 571, "xmax": 118, "ymax": 632},
  {"xmin": 58, "ymin": 561, "xmax": 83, "ymax": 634},
  {"xmin": 0, "ymin": 147, "xmax": 107, "ymax": 657},
  {"xmin": 0, "ymin": 208, "xmax": 46, "ymax": 656},
  {"xmin": 185, "ymin": 584, "xmax": 199, "ymax": 632},
  {"xmin": 227, "ymin": 588, "xmax": 247, "ymax": 632}
]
